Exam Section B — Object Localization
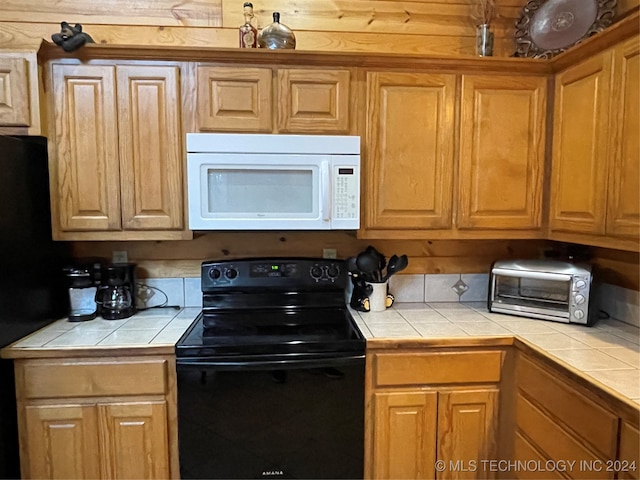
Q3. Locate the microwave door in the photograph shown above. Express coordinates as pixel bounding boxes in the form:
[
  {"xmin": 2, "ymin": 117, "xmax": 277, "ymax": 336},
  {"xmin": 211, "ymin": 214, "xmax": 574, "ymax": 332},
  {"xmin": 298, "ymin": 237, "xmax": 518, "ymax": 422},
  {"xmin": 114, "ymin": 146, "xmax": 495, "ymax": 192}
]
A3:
[{"xmin": 188, "ymin": 154, "xmax": 327, "ymax": 230}]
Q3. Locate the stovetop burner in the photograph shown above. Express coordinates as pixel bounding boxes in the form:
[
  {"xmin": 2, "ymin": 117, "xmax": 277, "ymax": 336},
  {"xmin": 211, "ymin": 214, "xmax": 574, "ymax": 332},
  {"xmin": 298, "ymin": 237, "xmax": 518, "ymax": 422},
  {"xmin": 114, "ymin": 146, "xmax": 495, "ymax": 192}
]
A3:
[{"xmin": 175, "ymin": 258, "xmax": 366, "ymax": 368}]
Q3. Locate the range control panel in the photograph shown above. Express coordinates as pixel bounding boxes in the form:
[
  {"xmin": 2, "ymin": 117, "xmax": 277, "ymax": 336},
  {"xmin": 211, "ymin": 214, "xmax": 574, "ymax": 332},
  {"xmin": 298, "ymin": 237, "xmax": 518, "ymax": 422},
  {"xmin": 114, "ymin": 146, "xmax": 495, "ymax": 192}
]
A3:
[{"xmin": 201, "ymin": 258, "xmax": 347, "ymax": 292}]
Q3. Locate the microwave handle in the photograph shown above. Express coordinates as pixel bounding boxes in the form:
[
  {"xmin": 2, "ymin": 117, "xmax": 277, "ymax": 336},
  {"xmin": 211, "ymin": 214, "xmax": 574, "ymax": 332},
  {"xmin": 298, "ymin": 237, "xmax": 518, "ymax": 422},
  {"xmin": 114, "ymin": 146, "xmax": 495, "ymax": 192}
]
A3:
[
  {"xmin": 492, "ymin": 268, "xmax": 571, "ymax": 282},
  {"xmin": 321, "ymin": 160, "xmax": 331, "ymax": 221}
]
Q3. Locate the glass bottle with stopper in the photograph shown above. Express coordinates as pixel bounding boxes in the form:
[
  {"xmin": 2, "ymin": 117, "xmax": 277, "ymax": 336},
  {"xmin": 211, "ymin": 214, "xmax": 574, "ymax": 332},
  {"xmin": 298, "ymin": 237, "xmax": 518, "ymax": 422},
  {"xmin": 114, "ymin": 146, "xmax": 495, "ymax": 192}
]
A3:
[
  {"xmin": 239, "ymin": 2, "xmax": 257, "ymax": 48},
  {"xmin": 257, "ymin": 12, "xmax": 296, "ymax": 49}
]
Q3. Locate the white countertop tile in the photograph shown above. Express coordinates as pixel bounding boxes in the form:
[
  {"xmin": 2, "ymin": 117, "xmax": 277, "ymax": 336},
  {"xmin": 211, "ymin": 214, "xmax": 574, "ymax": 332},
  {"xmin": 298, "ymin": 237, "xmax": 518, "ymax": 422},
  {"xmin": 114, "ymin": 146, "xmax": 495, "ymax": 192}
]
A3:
[
  {"xmin": 4, "ymin": 303, "xmax": 639, "ymax": 406},
  {"xmin": 46, "ymin": 329, "xmax": 113, "ymax": 347},
  {"xmin": 543, "ymin": 348, "xmax": 636, "ymax": 371},
  {"xmin": 98, "ymin": 329, "xmax": 160, "ymax": 346},
  {"xmin": 583, "ymin": 369, "xmax": 640, "ymax": 400},
  {"xmin": 517, "ymin": 333, "xmax": 591, "ymax": 350},
  {"xmin": 410, "ymin": 321, "xmax": 468, "ymax": 337}
]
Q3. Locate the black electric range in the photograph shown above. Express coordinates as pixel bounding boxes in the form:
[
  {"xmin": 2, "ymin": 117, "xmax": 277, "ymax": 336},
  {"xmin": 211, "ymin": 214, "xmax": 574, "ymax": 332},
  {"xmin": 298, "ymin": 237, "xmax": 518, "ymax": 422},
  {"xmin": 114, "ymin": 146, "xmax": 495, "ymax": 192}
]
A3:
[
  {"xmin": 175, "ymin": 257, "xmax": 366, "ymax": 367},
  {"xmin": 175, "ymin": 258, "xmax": 366, "ymax": 479}
]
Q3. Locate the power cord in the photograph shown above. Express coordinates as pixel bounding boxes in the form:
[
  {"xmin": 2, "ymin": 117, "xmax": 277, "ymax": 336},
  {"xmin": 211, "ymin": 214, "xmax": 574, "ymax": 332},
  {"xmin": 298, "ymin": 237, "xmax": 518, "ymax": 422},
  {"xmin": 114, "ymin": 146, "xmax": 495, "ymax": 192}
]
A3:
[{"xmin": 135, "ymin": 282, "xmax": 180, "ymax": 310}]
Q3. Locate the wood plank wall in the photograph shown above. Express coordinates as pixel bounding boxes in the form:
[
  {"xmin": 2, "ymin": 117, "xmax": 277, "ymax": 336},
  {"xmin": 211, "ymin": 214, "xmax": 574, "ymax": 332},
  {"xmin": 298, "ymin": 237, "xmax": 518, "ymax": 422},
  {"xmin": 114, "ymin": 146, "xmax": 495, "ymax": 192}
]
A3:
[
  {"xmin": 70, "ymin": 234, "xmax": 552, "ymax": 278},
  {"xmin": 1, "ymin": 0, "xmax": 638, "ymax": 56},
  {"xmin": 71, "ymin": 236, "xmax": 640, "ymax": 289},
  {"xmin": 3, "ymin": 0, "xmax": 638, "ymax": 289}
]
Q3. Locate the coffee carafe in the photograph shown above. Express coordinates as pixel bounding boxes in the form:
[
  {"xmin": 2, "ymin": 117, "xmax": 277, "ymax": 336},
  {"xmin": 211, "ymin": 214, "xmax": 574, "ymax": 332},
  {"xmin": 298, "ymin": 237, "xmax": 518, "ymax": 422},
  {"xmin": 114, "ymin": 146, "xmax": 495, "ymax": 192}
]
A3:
[{"xmin": 96, "ymin": 263, "xmax": 136, "ymax": 320}]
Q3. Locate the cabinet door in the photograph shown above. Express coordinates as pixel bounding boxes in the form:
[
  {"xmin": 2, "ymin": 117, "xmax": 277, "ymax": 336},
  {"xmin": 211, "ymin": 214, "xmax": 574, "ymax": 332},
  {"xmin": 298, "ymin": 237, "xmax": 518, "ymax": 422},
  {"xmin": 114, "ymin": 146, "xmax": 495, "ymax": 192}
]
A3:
[
  {"xmin": 51, "ymin": 64, "xmax": 121, "ymax": 232},
  {"xmin": 437, "ymin": 389, "xmax": 499, "ymax": 480},
  {"xmin": 99, "ymin": 401, "xmax": 170, "ymax": 479},
  {"xmin": 24, "ymin": 404, "xmax": 101, "ymax": 479},
  {"xmin": 549, "ymin": 52, "xmax": 613, "ymax": 235},
  {"xmin": 197, "ymin": 65, "xmax": 272, "ymax": 132},
  {"xmin": 117, "ymin": 65, "xmax": 184, "ymax": 231},
  {"xmin": 458, "ymin": 75, "xmax": 546, "ymax": 230},
  {"xmin": 618, "ymin": 420, "xmax": 640, "ymax": 480},
  {"xmin": 277, "ymin": 68, "xmax": 351, "ymax": 133},
  {"xmin": 0, "ymin": 56, "xmax": 29, "ymax": 126},
  {"xmin": 372, "ymin": 391, "xmax": 438, "ymax": 479},
  {"xmin": 365, "ymin": 72, "xmax": 455, "ymax": 230},
  {"xmin": 607, "ymin": 39, "xmax": 640, "ymax": 239}
]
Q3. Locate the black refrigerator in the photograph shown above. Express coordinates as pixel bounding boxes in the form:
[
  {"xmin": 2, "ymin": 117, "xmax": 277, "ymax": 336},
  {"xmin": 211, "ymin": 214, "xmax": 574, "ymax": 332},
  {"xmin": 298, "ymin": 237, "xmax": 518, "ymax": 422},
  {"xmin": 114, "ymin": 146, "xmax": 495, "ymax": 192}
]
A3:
[{"xmin": 0, "ymin": 135, "xmax": 71, "ymax": 478}]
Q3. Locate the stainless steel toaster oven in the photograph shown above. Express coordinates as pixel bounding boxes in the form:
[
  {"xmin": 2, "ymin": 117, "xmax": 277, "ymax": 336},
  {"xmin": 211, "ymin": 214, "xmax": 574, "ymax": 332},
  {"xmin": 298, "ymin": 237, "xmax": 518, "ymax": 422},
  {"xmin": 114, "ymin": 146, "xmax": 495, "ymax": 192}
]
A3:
[{"xmin": 489, "ymin": 259, "xmax": 594, "ymax": 325}]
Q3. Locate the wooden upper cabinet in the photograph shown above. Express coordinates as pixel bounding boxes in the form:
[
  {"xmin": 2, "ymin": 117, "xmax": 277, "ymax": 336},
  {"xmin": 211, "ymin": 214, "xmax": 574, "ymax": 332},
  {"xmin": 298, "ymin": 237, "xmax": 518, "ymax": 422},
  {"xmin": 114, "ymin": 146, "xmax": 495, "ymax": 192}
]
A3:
[
  {"xmin": 0, "ymin": 56, "xmax": 30, "ymax": 127},
  {"xmin": 549, "ymin": 51, "xmax": 613, "ymax": 235},
  {"xmin": 117, "ymin": 65, "xmax": 183, "ymax": 231},
  {"xmin": 607, "ymin": 38, "xmax": 640, "ymax": 239},
  {"xmin": 51, "ymin": 63, "xmax": 122, "ymax": 233},
  {"xmin": 364, "ymin": 71, "xmax": 456, "ymax": 231},
  {"xmin": 196, "ymin": 65, "xmax": 352, "ymax": 134},
  {"xmin": 196, "ymin": 65, "xmax": 272, "ymax": 132},
  {"xmin": 277, "ymin": 68, "xmax": 351, "ymax": 133},
  {"xmin": 458, "ymin": 75, "xmax": 546, "ymax": 230},
  {"xmin": 48, "ymin": 62, "xmax": 188, "ymax": 240}
]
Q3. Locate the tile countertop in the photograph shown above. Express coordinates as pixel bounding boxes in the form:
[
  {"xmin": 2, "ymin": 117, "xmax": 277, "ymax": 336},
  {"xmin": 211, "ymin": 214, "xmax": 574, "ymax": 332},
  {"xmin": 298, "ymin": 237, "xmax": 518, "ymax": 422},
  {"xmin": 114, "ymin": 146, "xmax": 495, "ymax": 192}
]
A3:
[{"xmin": 2, "ymin": 302, "xmax": 639, "ymax": 406}]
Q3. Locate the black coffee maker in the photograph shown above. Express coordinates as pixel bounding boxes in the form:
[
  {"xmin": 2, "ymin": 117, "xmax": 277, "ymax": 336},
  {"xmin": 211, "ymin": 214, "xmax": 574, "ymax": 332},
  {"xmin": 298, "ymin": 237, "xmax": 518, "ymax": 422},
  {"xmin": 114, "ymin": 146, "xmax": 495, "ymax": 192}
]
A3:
[
  {"xmin": 96, "ymin": 263, "xmax": 137, "ymax": 320},
  {"xmin": 64, "ymin": 262, "xmax": 101, "ymax": 322}
]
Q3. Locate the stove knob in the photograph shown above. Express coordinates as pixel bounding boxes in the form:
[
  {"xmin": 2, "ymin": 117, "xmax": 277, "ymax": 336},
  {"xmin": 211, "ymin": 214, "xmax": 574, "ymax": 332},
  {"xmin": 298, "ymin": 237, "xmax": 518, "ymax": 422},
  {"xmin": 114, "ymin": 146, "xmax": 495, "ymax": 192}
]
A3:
[
  {"xmin": 310, "ymin": 266, "xmax": 323, "ymax": 279},
  {"xmin": 225, "ymin": 268, "xmax": 238, "ymax": 280},
  {"xmin": 574, "ymin": 294, "xmax": 586, "ymax": 305},
  {"xmin": 209, "ymin": 268, "xmax": 221, "ymax": 280},
  {"xmin": 327, "ymin": 265, "xmax": 340, "ymax": 278}
]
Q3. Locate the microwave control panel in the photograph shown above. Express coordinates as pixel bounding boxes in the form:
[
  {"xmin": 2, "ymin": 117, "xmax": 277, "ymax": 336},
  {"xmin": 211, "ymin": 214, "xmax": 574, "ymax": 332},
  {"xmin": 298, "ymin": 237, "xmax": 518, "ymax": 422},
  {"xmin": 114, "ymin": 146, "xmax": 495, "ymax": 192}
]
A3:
[{"xmin": 333, "ymin": 166, "xmax": 359, "ymax": 221}]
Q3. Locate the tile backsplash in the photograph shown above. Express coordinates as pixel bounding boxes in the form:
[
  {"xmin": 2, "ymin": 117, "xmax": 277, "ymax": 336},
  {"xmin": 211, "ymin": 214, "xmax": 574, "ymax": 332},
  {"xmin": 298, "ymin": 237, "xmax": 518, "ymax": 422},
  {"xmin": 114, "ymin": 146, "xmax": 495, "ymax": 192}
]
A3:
[{"xmin": 135, "ymin": 275, "xmax": 639, "ymax": 327}]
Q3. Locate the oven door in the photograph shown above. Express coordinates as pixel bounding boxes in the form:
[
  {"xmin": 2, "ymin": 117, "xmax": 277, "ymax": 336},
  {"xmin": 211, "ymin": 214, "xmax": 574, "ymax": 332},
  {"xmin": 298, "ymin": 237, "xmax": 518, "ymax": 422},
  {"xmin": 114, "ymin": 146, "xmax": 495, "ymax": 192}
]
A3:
[
  {"xmin": 176, "ymin": 359, "xmax": 364, "ymax": 479},
  {"xmin": 490, "ymin": 269, "xmax": 572, "ymax": 320}
]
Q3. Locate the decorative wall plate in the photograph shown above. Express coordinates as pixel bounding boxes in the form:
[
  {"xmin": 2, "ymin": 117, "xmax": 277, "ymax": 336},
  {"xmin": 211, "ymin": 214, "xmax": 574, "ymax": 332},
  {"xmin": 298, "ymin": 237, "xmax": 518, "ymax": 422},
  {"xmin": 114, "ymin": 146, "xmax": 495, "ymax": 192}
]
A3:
[{"xmin": 514, "ymin": 0, "xmax": 617, "ymax": 58}]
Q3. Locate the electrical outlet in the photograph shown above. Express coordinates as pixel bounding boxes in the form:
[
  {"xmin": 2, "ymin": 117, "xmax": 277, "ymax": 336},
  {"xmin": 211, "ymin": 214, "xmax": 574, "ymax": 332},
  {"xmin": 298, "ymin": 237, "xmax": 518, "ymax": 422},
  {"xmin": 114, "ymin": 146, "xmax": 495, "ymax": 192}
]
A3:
[
  {"xmin": 112, "ymin": 250, "xmax": 128, "ymax": 264},
  {"xmin": 323, "ymin": 248, "xmax": 337, "ymax": 259}
]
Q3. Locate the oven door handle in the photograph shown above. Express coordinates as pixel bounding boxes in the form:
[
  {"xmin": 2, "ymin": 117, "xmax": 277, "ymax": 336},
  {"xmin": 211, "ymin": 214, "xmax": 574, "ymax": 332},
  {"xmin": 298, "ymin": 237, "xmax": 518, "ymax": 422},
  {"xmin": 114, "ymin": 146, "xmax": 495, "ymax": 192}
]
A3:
[
  {"xmin": 176, "ymin": 354, "xmax": 365, "ymax": 370},
  {"xmin": 492, "ymin": 268, "xmax": 572, "ymax": 282}
]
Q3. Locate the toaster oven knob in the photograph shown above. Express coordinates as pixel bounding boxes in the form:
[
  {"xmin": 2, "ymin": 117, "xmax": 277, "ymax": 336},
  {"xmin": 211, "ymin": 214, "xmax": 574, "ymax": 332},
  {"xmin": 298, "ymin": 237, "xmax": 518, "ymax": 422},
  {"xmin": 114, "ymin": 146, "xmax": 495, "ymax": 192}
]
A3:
[
  {"xmin": 573, "ymin": 310, "xmax": 585, "ymax": 320},
  {"xmin": 225, "ymin": 268, "xmax": 238, "ymax": 280},
  {"xmin": 209, "ymin": 268, "xmax": 222, "ymax": 280},
  {"xmin": 575, "ymin": 280, "xmax": 587, "ymax": 289},
  {"xmin": 574, "ymin": 294, "xmax": 586, "ymax": 305}
]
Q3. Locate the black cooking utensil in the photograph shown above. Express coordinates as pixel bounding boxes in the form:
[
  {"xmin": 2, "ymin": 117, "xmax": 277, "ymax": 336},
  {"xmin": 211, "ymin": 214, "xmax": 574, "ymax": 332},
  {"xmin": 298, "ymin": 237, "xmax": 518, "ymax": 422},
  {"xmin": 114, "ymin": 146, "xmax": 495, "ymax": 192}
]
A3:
[
  {"xmin": 384, "ymin": 254, "xmax": 408, "ymax": 281},
  {"xmin": 366, "ymin": 245, "xmax": 386, "ymax": 280},
  {"xmin": 356, "ymin": 251, "xmax": 380, "ymax": 283}
]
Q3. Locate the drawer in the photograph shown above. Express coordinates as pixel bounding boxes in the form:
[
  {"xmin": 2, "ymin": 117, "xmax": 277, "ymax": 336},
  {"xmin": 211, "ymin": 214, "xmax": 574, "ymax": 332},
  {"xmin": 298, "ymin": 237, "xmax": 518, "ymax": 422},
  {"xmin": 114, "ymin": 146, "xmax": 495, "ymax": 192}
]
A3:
[
  {"xmin": 516, "ymin": 393, "xmax": 612, "ymax": 480},
  {"xmin": 20, "ymin": 359, "xmax": 168, "ymax": 399},
  {"xmin": 513, "ymin": 432, "xmax": 565, "ymax": 480},
  {"xmin": 373, "ymin": 350, "xmax": 503, "ymax": 386},
  {"xmin": 517, "ymin": 355, "xmax": 618, "ymax": 459}
]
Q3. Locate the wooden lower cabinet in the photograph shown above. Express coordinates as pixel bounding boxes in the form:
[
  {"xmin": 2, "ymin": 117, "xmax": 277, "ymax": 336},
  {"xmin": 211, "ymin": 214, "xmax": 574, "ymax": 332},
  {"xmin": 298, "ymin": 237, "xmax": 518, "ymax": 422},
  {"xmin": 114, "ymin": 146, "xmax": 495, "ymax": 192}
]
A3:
[
  {"xmin": 618, "ymin": 421, "xmax": 640, "ymax": 480},
  {"xmin": 372, "ymin": 391, "xmax": 438, "ymax": 479},
  {"xmin": 511, "ymin": 351, "xmax": 640, "ymax": 480},
  {"xmin": 366, "ymin": 349, "xmax": 503, "ymax": 480},
  {"xmin": 14, "ymin": 356, "xmax": 177, "ymax": 479}
]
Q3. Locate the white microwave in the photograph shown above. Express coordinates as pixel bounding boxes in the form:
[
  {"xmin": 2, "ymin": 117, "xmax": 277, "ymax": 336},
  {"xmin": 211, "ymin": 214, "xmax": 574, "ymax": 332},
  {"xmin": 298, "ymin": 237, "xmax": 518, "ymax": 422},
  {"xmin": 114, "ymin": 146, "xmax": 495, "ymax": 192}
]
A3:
[{"xmin": 186, "ymin": 133, "xmax": 360, "ymax": 230}]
